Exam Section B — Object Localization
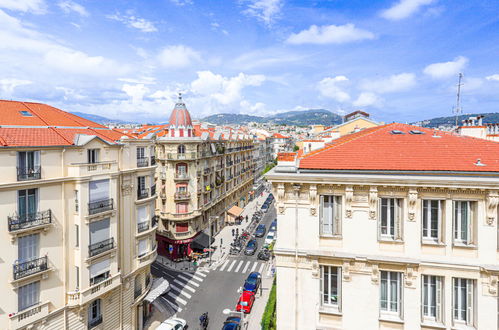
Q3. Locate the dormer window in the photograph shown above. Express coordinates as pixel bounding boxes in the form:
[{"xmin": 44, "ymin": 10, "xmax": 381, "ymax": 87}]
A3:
[
  {"xmin": 19, "ymin": 110, "xmax": 33, "ymax": 117},
  {"xmin": 87, "ymin": 149, "xmax": 99, "ymax": 164}
]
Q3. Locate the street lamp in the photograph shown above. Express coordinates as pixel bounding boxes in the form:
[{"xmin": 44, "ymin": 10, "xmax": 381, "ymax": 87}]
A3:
[{"xmin": 209, "ymin": 216, "xmax": 219, "ymax": 266}]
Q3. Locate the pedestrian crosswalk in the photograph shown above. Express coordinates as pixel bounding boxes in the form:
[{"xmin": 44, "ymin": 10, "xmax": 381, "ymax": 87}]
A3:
[
  {"xmin": 213, "ymin": 258, "xmax": 267, "ymax": 274},
  {"xmin": 156, "ymin": 268, "xmax": 210, "ymax": 316}
]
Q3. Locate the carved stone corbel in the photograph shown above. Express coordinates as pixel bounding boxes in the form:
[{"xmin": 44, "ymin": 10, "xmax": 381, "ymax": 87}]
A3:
[
  {"xmin": 343, "ymin": 261, "xmax": 351, "ymax": 281},
  {"xmin": 345, "ymin": 186, "xmax": 353, "ymax": 218},
  {"xmin": 277, "ymin": 183, "xmax": 285, "ymax": 201},
  {"xmin": 405, "ymin": 267, "xmax": 415, "ymax": 287},
  {"xmin": 486, "ymin": 191, "xmax": 499, "ymax": 226},
  {"xmin": 311, "ymin": 259, "xmax": 319, "ymax": 278},
  {"xmin": 278, "ymin": 205, "xmax": 285, "ymax": 214},
  {"xmin": 371, "ymin": 264, "xmax": 379, "ymax": 284},
  {"xmin": 408, "ymin": 189, "xmax": 418, "ymax": 221},
  {"xmin": 121, "ymin": 183, "xmax": 133, "ymax": 196},
  {"xmin": 368, "ymin": 187, "xmax": 378, "ymax": 220},
  {"xmin": 489, "ymin": 275, "xmax": 498, "ymax": 295},
  {"xmin": 309, "ymin": 184, "xmax": 317, "ymax": 215}
]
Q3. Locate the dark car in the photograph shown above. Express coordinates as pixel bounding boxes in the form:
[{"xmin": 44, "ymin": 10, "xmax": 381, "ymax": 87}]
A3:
[
  {"xmin": 244, "ymin": 239, "xmax": 257, "ymax": 255},
  {"xmin": 222, "ymin": 316, "xmax": 241, "ymax": 330},
  {"xmin": 257, "ymin": 248, "xmax": 270, "ymax": 261},
  {"xmin": 254, "ymin": 224, "xmax": 266, "ymax": 237},
  {"xmin": 261, "ymin": 204, "xmax": 269, "ymax": 212},
  {"xmin": 270, "ymin": 219, "xmax": 277, "ymax": 231},
  {"xmin": 243, "ymin": 271, "xmax": 262, "ymax": 293}
]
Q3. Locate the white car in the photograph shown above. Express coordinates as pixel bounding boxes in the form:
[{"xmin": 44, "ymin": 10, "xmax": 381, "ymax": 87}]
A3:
[
  {"xmin": 157, "ymin": 317, "xmax": 187, "ymax": 330},
  {"xmin": 264, "ymin": 230, "xmax": 276, "ymax": 246}
]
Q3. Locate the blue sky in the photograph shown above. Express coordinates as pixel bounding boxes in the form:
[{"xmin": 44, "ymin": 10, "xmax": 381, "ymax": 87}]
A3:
[{"xmin": 0, "ymin": 0, "xmax": 498, "ymax": 123}]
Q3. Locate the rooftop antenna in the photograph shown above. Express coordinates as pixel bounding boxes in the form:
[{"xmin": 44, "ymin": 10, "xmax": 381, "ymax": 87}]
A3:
[{"xmin": 453, "ymin": 73, "xmax": 463, "ymax": 128}]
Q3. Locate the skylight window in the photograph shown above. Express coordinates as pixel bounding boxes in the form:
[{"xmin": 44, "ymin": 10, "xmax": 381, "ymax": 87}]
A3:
[
  {"xmin": 19, "ymin": 110, "xmax": 33, "ymax": 117},
  {"xmin": 409, "ymin": 130, "xmax": 425, "ymax": 135},
  {"xmin": 390, "ymin": 130, "xmax": 405, "ymax": 135}
]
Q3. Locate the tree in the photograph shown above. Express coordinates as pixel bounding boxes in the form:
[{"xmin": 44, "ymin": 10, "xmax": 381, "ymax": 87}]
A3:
[{"xmin": 293, "ymin": 145, "xmax": 299, "ymax": 151}]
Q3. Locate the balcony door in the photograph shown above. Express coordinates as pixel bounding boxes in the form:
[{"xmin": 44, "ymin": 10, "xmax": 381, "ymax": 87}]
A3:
[
  {"xmin": 18, "ymin": 189, "xmax": 37, "ymax": 218},
  {"xmin": 18, "ymin": 151, "xmax": 40, "ymax": 172},
  {"xmin": 89, "ymin": 179, "xmax": 109, "ymax": 203},
  {"xmin": 18, "ymin": 234, "xmax": 39, "ymax": 262},
  {"xmin": 89, "ymin": 218, "xmax": 110, "ymax": 245}
]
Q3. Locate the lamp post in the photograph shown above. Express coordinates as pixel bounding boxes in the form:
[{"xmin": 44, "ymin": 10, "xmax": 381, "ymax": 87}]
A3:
[{"xmin": 208, "ymin": 216, "xmax": 218, "ymax": 266}]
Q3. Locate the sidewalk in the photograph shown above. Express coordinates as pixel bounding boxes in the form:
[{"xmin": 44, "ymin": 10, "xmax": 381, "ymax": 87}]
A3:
[
  {"xmin": 203, "ymin": 187, "xmax": 271, "ymax": 269},
  {"xmin": 246, "ymin": 260, "xmax": 275, "ymax": 330}
]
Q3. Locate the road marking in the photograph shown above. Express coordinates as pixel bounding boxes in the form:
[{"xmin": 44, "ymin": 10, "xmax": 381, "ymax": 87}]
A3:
[
  {"xmin": 217, "ymin": 259, "xmax": 230, "ymax": 271},
  {"xmin": 167, "ymin": 291, "xmax": 188, "ymax": 305},
  {"xmin": 242, "ymin": 261, "xmax": 251, "ymax": 273},
  {"xmin": 178, "ymin": 274, "xmax": 201, "ymax": 287},
  {"xmin": 234, "ymin": 260, "xmax": 244, "ymax": 272},
  {"xmin": 191, "ymin": 274, "xmax": 204, "ymax": 282},
  {"xmin": 161, "ymin": 296, "xmax": 182, "ymax": 313},
  {"xmin": 195, "ymin": 270, "xmax": 209, "ymax": 277},
  {"xmin": 250, "ymin": 261, "xmax": 258, "ymax": 272},
  {"xmin": 258, "ymin": 263, "xmax": 265, "ymax": 274},
  {"xmin": 226, "ymin": 260, "xmax": 237, "ymax": 272},
  {"xmin": 169, "ymin": 284, "xmax": 192, "ymax": 299},
  {"xmin": 173, "ymin": 279, "xmax": 196, "ymax": 293}
]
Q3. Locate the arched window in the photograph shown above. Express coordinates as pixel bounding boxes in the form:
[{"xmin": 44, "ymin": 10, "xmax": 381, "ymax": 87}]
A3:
[{"xmin": 178, "ymin": 144, "xmax": 185, "ymax": 154}]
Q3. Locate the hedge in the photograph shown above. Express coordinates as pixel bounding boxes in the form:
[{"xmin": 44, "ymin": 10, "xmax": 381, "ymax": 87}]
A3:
[{"xmin": 261, "ymin": 278, "xmax": 277, "ymax": 330}]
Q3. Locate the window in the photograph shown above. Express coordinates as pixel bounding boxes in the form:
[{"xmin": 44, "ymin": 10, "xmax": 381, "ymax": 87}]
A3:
[
  {"xmin": 453, "ymin": 278, "xmax": 474, "ymax": 326},
  {"xmin": 178, "ymin": 144, "xmax": 186, "ymax": 154},
  {"xmin": 453, "ymin": 201, "xmax": 474, "ymax": 245},
  {"xmin": 74, "ymin": 190, "xmax": 79, "ymax": 212},
  {"xmin": 380, "ymin": 271, "xmax": 402, "ymax": 317},
  {"xmin": 176, "ymin": 203, "xmax": 188, "ymax": 214},
  {"xmin": 19, "ymin": 110, "xmax": 33, "ymax": 117},
  {"xmin": 422, "ymin": 200, "xmax": 442, "ymax": 242},
  {"xmin": 18, "ymin": 188, "xmax": 37, "ymax": 217},
  {"xmin": 134, "ymin": 275, "xmax": 142, "ymax": 299},
  {"xmin": 177, "ymin": 163, "xmax": 187, "ymax": 175},
  {"xmin": 176, "ymin": 222, "xmax": 188, "ymax": 233},
  {"xmin": 18, "ymin": 234, "xmax": 39, "ymax": 262},
  {"xmin": 18, "ymin": 281, "xmax": 39, "ymax": 311},
  {"xmin": 422, "ymin": 275, "xmax": 443, "ymax": 323},
  {"xmin": 87, "ymin": 149, "xmax": 99, "ymax": 163},
  {"xmin": 320, "ymin": 266, "xmax": 341, "ymax": 310},
  {"xmin": 89, "ymin": 179, "xmax": 109, "ymax": 203},
  {"xmin": 89, "ymin": 218, "xmax": 110, "ymax": 245},
  {"xmin": 75, "ymin": 224, "xmax": 79, "ymax": 247},
  {"xmin": 75, "ymin": 266, "xmax": 79, "ymax": 289},
  {"xmin": 89, "ymin": 259, "xmax": 110, "ymax": 285},
  {"xmin": 136, "ymin": 147, "xmax": 145, "ymax": 159},
  {"xmin": 17, "ymin": 151, "xmax": 41, "ymax": 180},
  {"xmin": 319, "ymin": 195, "xmax": 342, "ymax": 236},
  {"xmin": 88, "ymin": 299, "xmax": 102, "ymax": 328},
  {"xmin": 379, "ymin": 198, "xmax": 402, "ymax": 240},
  {"xmin": 138, "ymin": 239, "xmax": 148, "ymax": 257}
]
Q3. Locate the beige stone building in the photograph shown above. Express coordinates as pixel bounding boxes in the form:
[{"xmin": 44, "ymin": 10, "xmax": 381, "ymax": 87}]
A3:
[
  {"xmin": 267, "ymin": 123, "xmax": 499, "ymax": 330},
  {"xmin": 0, "ymin": 100, "xmax": 157, "ymax": 329},
  {"xmin": 132, "ymin": 96, "xmax": 256, "ymax": 260}
]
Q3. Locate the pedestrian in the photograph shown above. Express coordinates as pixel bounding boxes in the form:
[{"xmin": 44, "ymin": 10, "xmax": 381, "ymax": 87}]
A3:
[{"xmin": 246, "ymin": 215, "xmax": 248, "ymax": 222}]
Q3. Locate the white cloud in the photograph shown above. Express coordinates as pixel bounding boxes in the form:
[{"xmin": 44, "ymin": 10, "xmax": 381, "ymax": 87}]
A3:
[
  {"xmin": 243, "ymin": 0, "xmax": 283, "ymax": 26},
  {"xmin": 58, "ymin": 1, "xmax": 88, "ymax": 16},
  {"xmin": 122, "ymin": 84, "xmax": 150, "ymax": 104},
  {"xmin": 423, "ymin": 56, "xmax": 468, "ymax": 79},
  {"xmin": 486, "ymin": 74, "xmax": 499, "ymax": 81},
  {"xmin": 359, "ymin": 73, "xmax": 416, "ymax": 93},
  {"xmin": 286, "ymin": 24, "xmax": 375, "ymax": 45},
  {"xmin": 380, "ymin": 0, "xmax": 435, "ymax": 20},
  {"xmin": 157, "ymin": 45, "xmax": 201, "ymax": 69},
  {"xmin": 0, "ymin": 0, "xmax": 46, "ymax": 14},
  {"xmin": 107, "ymin": 13, "xmax": 157, "ymax": 33},
  {"xmin": 0, "ymin": 78, "xmax": 32, "ymax": 97},
  {"xmin": 353, "ymin": 92, "xmax": 383, "ymax": 107},
  {"xmin": 191, "ymin": 71, "xmax": 265, "ymax": 105},
  {"xmin": 317, "ymin": 76, "xmax": 350, "ymax": 103},
  {"xmin": 170, "ymin": 0, "xmax": 193, "ymax": 5}
]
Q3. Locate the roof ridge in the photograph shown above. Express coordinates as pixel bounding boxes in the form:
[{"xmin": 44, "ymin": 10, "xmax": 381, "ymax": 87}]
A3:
[
  {"xmin": 46, "ymin": 104, "xmax": 99, "ymax": 128},
  {"xmin": 49, "ymin": 127, "xmax": 73, "ymax": 145},
  {"xmin": 301, "ymin": 123, "xmax": 393, "ymax": 160},
  {"xmin": 21, "ymin": 102, "xmax": 51, "ymax": 126}
]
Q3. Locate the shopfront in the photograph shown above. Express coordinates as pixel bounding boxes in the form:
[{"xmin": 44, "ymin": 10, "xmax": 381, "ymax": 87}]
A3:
[{"xmin": 156, "ymin": 233, "xmax": 194, "ymax": 260}]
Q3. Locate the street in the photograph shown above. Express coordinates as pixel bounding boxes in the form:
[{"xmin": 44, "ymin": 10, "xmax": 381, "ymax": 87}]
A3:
[{"xmin": 151, "ymin": 198, "xmax": 276, "ymax": 329}]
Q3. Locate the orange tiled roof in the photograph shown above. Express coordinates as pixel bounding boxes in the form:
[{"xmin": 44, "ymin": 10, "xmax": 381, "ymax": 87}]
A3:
[
  {"xmin": 299, "ymin": 123, "xmax": 499, "ymax": 172},
  {"xmin": 0, "ymin": 100, "xmax": 135, "ymax": 147},
  {"xmin": 273, "ymin": 133, "xmax": 289, "ymax": 139},
  {"xmin": 278, "ymin": 152, "xmax": 296, "ymax": 161}
]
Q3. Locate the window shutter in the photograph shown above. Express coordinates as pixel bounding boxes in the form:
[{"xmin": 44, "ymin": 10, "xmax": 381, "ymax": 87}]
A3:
[
  {"xmin": 466, "ymin": 280, "xmax": 473, "ymax": 325},
  {"xmin": 436, "ymin": 277, "xmax": 442, "ymax": 323},
  {"xmin": 437, "ymin": 200, "xmax": 442, "ymax": 243},
  {"xmin": 468, "ymin": 202, "xmax": 474, "ymax": 245},
  {"xmin": 34, "ymin": 151, "xmax": 40, "ymax": 168},
  {"xmin": 394, "ymin": 199, "xmax": 402, "ymax": 240},
  {"xmin": 319, "ymin": 266, "xmax": 324, "ymax": 305},
  {"xmin": 337, "ymin": 267, "xmax": 342, "ymax": 312},
  {"xmin": 377, "ymin": 199, "xmax": 382, "ymax": 241},
  {"xmin": 453, "ymin": 201, "xmax": 458, "ymax": 242},
  {"xmin": 319, "ymin": 195, "xmax": 324, "ymax": 236},
  {"xmin": 334, "ymin": 196, "xmax": 342, "ymax": 236}
]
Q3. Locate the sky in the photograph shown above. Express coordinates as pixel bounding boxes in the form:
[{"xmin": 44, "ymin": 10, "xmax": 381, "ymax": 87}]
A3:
[{"xmin": 0, "ymin": 0, "xmax": 498, "ymax": 123}]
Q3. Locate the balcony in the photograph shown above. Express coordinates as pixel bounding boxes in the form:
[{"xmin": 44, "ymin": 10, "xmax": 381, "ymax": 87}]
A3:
[
  {"xmin": 8, "ymin": 210, "xmax": 52, "ymax": 232},
  {"xmin": 174, "ymin": 192, "xmax": 191, "ymax": 200},
  {"xmin": 137, "ymin": 221, "xmax": 149, "ymax": 233},
  {"xmin": 88, "ymin": 238, "xmax": 114, "ymax": 257},
  {"xmin": 150, "ymin": 156, "xmax": 156, "ymax": 166},
  {"xmin": 67, "ymin": 273, "xmax": 121, "ymax": 307},
  {"xmin": 138, "ymin": 188, "xmax": 149, "ymax": 200},
  {"xmin": 17, "ymin": 166, "xmax": 41, "ymax": 181},
  {"xmin": 174, "ymin": 172, "xmax": 190, "ymax": 180},
  {"xmin": 167, "ymin": 152, "xmax": 197, "ymax": 160},
  {"xmin": 9, "ymin": 301, "xmax": 50, "ymax": 329},
  {"xmin": 13, "ymin": 256, "xmax": 48, "ymax": 280},
  {"xmin": 137, "ymin": 157, "xmax": 149, "ymax": 168},
  {"xmin": 68, "ymin": 161, "xmax": 117, "ymax": 177},
  {"xmin": 88, "ymin": 198, "xmax": 113, "ymax": 215}
]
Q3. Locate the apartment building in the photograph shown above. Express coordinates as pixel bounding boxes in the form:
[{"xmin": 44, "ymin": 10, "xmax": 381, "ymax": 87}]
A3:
[
  {"xmin": 271, "ymin": 133, "xmax": 292, "ymax": 158},
  {"xmin": 266, "ymin": 123, "xmax": 499, "ymax": 330},
  {"xmin": 0, "ymin": 100, "xmax": 157, "ymax": 330},
  {"xmin": 139, "ymin": 96, "xmax": 255, "ymax": 260}
]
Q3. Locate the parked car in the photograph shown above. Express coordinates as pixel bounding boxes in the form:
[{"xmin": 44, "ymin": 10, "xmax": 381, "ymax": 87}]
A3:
[
  {"xmin": 261, "ymin": 204, "xmax": 269, "ymax": 212},
  {"xmin": 254, "ymin": 224, "xmax": 266, "ymax": 237},
  {"xmin": 157, "ymin": 317, "xmax": 187, "ymax": 330},
  {"xmin": 243, "ymin": 271, "xmax": 262, "ymax": 293},
  {"xmin": 270, "ymin": 219, "xmax": 277, "ymax": 231},
  {"xmin": 244, "ymin": 239, "xmax": 257, "ymax": 255},
  {"xmin": 222, "ymin": 316, "xmax": 241, "ymax": 330},
  {"xmin": 257, "ymin": 248, "xmax": 270, "ymax": 261},
  {"xmin": 264, "ymin": 231, "xmax": 275, "ymax": 247},
  {"xmin": 236, "ymin": 291, "xmax": 256, "ymax": 313}
]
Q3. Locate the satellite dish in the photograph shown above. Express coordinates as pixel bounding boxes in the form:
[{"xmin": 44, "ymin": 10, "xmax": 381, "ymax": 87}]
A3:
[{"xmin": 223, "ymin": 308, "xmax": 231, "ymax": 315}]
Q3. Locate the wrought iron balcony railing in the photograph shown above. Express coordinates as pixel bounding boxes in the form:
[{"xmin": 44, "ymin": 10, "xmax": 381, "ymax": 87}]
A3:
[
  {"xmin": 17, "ymin": 166, "xmax": 41, "ymax": 181},
  {"xmin": 89, "ymin": 315, "xmax": 103, "ymax": 329},
  {"xmin": 137, "ymin": 188, "xmax": 149, "ymax": 200},
  {"xmin": 88, "ymin": 198, "xmax": 113, "ymax": 215},
  {"xmin": 88, "ymin": 238, "xmax": 114, "ymax": 257},
  {"xmin": 137, "ymin": 157, "xmax": 149, "ymax": 168},
  {"xmin": 13, "ymin": 256, "xmax": 48, "ymax": 280},
  {"xmin": 137, "ymin": 221, "xmax": 149, "ymax": 233},
  {"xmin": 8, "ymin": 210, "xmax": 52, "ymax": 232}
]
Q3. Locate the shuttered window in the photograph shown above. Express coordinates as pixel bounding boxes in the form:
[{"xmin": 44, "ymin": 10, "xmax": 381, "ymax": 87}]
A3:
[
  {"xmin": 18, "ymin": 281, "xmax": 40, "ymax": 311},
  {"xmin": 89, "ymin": 180, "xmax": 109, "ymax": 202},
  {"xmin": 379, "ymin": 198, "xmax": 402, "ymax": 241},
  {"xmin": 319, "ymin": 195, "xmax": 342, "ymax": 236},
  {"xmin": 138, "ymin": 239, "xmax": 148, "ymax": 257},
  {"xmin": 176, "ymin": 222, "xmax": 188, "ymax": 233},
  {"xmin": 453, "ymin": 278, "xmax": 474, "ymax": 326},
  {"xmin": 320, "ymin": 266, "xmax": 341, "ymax": 311},
  {"xmin": 380, "ymin": 271, "xmax": 402, "ymax": 317},
  {"xmin": 422, "ymin": 275, "xmax": 443, "ymax": 323},
  {"xmin": 453, "ymin": 201, "xmax": 474, "ymax": 245},
  {"xmin": 18, "ymin": 234, "xmax": 39, "ymax": 262},
  {"xmin": 422, "ymin": 200, "xmax": 442, "ymax": 242},
  {"xmin": 137, "ymin": 206, "xmax": 148, "ymax": 224}
]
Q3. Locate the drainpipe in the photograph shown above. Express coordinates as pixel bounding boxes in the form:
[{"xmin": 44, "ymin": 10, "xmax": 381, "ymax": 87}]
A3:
[
  {"xmin": 61, "ymin": 148, "xmax": 67, "ymax": 330},
  {"xmin": 292, "ymin": 183, "xmax": 301, "ymax": 329}
]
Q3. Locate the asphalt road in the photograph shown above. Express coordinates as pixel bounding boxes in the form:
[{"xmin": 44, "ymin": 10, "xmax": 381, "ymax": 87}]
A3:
[{"xmin": 152, "ymin": 201, "xmax": 276, "ymax": 330}]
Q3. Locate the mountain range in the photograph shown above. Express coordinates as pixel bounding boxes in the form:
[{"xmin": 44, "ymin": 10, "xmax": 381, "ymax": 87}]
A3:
[
  {"xmin": 70, "ymin": 112, "xmax": 134, "ymax": 124},
  {"xmin": 413, "ymin": 112, "xmax": 499, "ymax": 128}
]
